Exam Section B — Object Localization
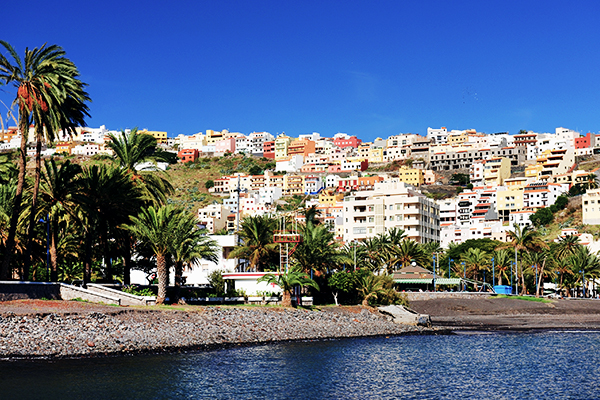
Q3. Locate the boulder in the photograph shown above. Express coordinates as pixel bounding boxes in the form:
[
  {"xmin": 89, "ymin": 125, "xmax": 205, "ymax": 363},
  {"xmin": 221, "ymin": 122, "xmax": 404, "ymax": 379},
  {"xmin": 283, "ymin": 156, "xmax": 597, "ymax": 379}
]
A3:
[{"xmin": 378, "ymin": 305, "xmax": 431, "ymax": 327}]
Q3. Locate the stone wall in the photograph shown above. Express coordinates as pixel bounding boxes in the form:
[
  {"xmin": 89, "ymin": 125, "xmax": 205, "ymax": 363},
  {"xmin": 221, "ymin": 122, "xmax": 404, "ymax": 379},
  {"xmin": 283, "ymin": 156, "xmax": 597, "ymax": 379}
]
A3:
[
  {"xmin": 0, "ymin": 282, "xmax": 61, "ymax": 301},
  {"xmin": 405, "ymin": 292, "xmax": 492, "ymax": 301}
]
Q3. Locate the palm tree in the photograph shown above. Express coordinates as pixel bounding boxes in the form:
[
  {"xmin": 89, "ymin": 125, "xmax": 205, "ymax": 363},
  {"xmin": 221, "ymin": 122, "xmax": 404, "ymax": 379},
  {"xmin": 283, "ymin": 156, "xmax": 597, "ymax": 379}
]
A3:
[
  {"xmin": 37, "ymin": 159, "xmax": 81, "ymax": 281},
  {"xmin": 391, "ymin": 239, "xmax": 429, "ymax": 270},
  {"xmin": 584, "ymin": 173, "xmax": 599, "ymax": 191},
  {"xmin": 293, "ymin": 223, "xmax": 350, "ymax": 275},
  {"xmin": 492, "ymin": 249, "xmax": 513, "ymax": 286},
  {"xmin": 106, "ymin": 128, "xmax": 173, "ymax": 204},
  {"xmin": 523, "ymin": 249, "xmax": 551, "ymax": 297},
  {"xmin": 126, "ymin": 204, "xmax": 183, "ymax": 304},
  {"xmin": 568, "ymin": 247, "xmax": 600, "ymax": 298},
  {"xmin": 0, "ymin": 40, "xmax": 90, "ymax": 279},
  {"xmin": 356, "ymin": 273, "xmax": 386, "ymax": 307},
  {"xmin": 554, "ymin": 234, "xmax": 581, "ymax": 260},
  {"xmin": 460, "ymin": 248, "xmax": 489, "ymax": 284},
  {"xmin": 257, "ymin": 268, "xmax": 319, "ymax": 307},
  {"xmin": 497, "ymin": 224, "xmax": 548, "ymax": 295},
  {"xmin": 76, "ymin": 164, "xmax": 142, "ymax": 284},
  {"xmin": 170, "ymin": 211, "xmax": 219, "ymax": 303},
  {"xmin": 229, "ymin": 215, "xmax": 278, "ymax": 272}
]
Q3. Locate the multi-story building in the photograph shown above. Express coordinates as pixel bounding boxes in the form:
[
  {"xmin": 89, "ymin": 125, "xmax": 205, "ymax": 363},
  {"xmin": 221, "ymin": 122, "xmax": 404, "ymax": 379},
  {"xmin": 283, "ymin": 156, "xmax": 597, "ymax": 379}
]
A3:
[
  {"xmin": 333, "ymin": 133, "xmax": 361, "ymax": 149},
  {"xmin": 197, "ymin": 204, "xmax": 231, "ymax": 233},
  {"xmin": 428, "ymin": 145, "xmax": 524, "ymax": 171},
  {"xmin": 522, "ymin": 181, "xmax": 567, "ymax": 209},
  {"xmin": 137, "ymin": 129, "xmax": 167, "ymax": 144},
  {"xmin": 263, "ymin": 141, "xmax": 275, "ymax": 159},
  {"xmin": 287, "ymin": 138, "xmax": 316, "ymax": 160},
  {"xmin": 397, "ymin": 165, "xmax": 424, "ymax": 187},
  {"xmin": 274, "ymin": 134, "xmax": 293, "ymax": 160},
  {"xmin": 470, "ymin": 157, "xmax": 511, "ymax": 187},
  {"xmin": 342, "ymin": 182, "xmax": 439, "ymax": 243},
  {"xmin": 247, "ymin": 131, "xmax": 274, "ymax": 156},
  {"xmin": 177, "ymin": 149, "xmax": 199, "ymax": 163},
  {"xmin": 583, "ymin": 189, "xmax": 600, "ymax": 225}
]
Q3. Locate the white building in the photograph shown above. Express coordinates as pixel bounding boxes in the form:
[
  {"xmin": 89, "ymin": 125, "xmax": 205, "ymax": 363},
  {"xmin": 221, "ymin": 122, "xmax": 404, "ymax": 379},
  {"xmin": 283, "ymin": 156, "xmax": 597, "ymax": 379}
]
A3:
[{"xmin": 197, "ymin": 204, "xmax": 231, "ymax": 234}]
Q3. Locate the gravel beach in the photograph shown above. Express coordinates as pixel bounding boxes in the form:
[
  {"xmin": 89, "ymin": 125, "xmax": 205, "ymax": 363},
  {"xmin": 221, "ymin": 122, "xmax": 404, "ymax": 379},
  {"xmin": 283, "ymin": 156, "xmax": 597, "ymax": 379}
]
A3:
[{"xmin": 0, "ymin": 300, "xmax": 429, "ymax": 359}]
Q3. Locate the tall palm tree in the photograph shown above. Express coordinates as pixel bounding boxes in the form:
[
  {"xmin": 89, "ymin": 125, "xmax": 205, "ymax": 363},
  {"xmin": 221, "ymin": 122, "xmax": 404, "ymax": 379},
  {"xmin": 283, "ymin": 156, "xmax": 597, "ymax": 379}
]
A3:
[
  {"xmin": 524, "ymin": 249, "xmax": 552, "ymax": 297},
  {"xmin": 0, "ymin": 40, "xmax": 90, "ymax": 279},
  {"xmin": 391, "ymin": 239, "xmax": 429, "ymax": 269},
  {"xmin": 492, "ymin": 249, "xmax": 513, "ymax": 286},
  {"xmin": 554, "ymin": 234, "xmax": 581, "ymax": 260},
  {"xmin": 497, "ymin": 224, "xmax": 548, "ymax": 295},
  {"xmin": 293, "ymin": 222, "xmax": 350, "ymax": 275},
  {"xmin": 76, "ymin": 164, "xmax": 142, "ymax": 284},
  {"xmin": 568, "ymin": 246, "xmax": 600, "ymax": 297},
  {"xmin": 229, "ymin": 215, "xmax": 278, "ymax": 272},
  {"xmin": 460, "ymin": 248, "xmax": 489, "ymax": 284},
  {"xmin": 106, "ymin": 128, "xmax": 173, "ymax": 204},
  {"xmin": 37, "ymin": 159, "xmax": 82, "ymax": 281},
  {"xmin": 170, "ymin": 211, "xmax": 219, "ymax": 303},
  {"xmin": 126, "ymin": 204, "xmax": 182, "ymax": 304}
]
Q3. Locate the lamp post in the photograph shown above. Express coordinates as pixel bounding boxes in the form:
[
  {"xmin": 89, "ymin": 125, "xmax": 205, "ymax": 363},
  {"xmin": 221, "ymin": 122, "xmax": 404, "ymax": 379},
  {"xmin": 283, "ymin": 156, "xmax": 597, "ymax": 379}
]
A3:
[
  {"xmin": 581, "ymin": 270, "xmax": 585, "ymax": 298},
  {"xmin": 491, "ymin": 257, "xmax": 495, "ymax": 288},
  {"xmin": 449, "ymin": 258, "xmax": 453, "ymax": 279},
  {"xmin": 38, "ymin": 214, "xmax": 50, "ymax": 281},
  {"xmin": 462, "ymin": 261, "xmax": 466, "ymax": 292},
  {"xmin": 511, "ymin": 262, "xmax": 515, "ymax": 295},
  {"xmin": 353, "ymin": 240, "xmax": 357, "ymax": 271},
  {"xmin": 432, "ymin": 254, "xmax": 436, "ymax": 292},
  {"xmin": 534, "ymin": 264, "xmax": 538, "ymax": 297}
]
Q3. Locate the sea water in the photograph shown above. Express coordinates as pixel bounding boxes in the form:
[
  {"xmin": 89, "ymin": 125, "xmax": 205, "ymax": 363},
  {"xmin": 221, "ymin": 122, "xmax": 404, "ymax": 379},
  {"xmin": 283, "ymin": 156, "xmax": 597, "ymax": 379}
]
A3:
[{"xmin": 1, "ymin": 331, "xmax": 599, "ymax": 399}]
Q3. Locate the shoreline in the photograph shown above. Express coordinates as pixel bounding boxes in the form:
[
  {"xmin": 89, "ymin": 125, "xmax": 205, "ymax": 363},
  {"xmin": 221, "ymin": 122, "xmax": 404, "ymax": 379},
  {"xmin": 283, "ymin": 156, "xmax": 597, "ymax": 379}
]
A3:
[{"xmin": 0, "ymin": 301, "xmax": 433, "ymax": 360}]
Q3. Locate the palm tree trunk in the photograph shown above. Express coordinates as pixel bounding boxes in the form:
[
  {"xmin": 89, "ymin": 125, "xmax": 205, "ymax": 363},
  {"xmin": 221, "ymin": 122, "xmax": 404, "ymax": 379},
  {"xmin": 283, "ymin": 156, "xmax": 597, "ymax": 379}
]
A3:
[
  {"xmin": 102, "ymin": 221, "xmax": 112, "ymax": 282},
  {"xmin": 123, "ymin": 235, "xmax": 132, "ymax": 285},
  {"xmin": 282, "ymin": 290, "xmax": 292, "ymax": 307},
  {"xmin": 1, "ymin": 120, "xmax": 29, "ymax": 280},
  {"xmin": 50, "ymin": 216, "xmax": 59, "ymax": 282},
  {"xmin": 83, "ymin": 231, "xmax": 93, "ymax": 287},
  {"xmin": 156, "ymin": 254, "xmax": 168, "ymax": 304},
  {"xmin": 173, "ymin": 261, "xmax": 184, "ymax": 304},
  {"xmin": 23, "ymin": 138, "xmax": 43, "ymax": 278}
]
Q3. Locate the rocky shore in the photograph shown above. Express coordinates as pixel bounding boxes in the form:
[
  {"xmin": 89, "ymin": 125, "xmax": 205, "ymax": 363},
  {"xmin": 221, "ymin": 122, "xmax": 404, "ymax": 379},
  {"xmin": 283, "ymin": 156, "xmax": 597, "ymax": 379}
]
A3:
[{"xmin": 0, "ymin": 301, "xmax": 431, "ymax": 359}]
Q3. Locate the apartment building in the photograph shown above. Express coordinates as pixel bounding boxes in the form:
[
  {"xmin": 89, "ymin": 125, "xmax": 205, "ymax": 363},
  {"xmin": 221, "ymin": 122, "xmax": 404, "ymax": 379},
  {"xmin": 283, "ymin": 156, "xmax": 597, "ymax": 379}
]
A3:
[
  {"xmin": 583, "ymin": 189, "xmax": 600, "ymax": 225},
  {"xmin": 428, "ymin": 145, "xmax": 524, "ymax": 171},
  {"xmin": 247, "ymin": 131, "xmax": 274, "ymax": 156},
  {"xmin": 197, "ymin": 204, "xmax": 231, "ymax": 233},
  {"xmin": 522, "ymin": 182, "xmax": 566, "ymax": 209},
  {"xmin": 274, "ymin": 134, "xmax": 293, "ymax": 160},
  {"xmin": 397, "ymin": 165, "xmax": 424, "ymax": 187},
  {"xmin": 342, "ymin": 182, "xmax": 439, "ymax": 243}
]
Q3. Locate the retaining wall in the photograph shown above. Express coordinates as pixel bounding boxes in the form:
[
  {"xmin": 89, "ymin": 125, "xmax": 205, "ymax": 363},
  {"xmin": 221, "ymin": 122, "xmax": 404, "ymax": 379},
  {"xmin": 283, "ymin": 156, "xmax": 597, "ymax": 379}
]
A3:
[
  {"xmin": 0, "ymin": 281, "xmax": 61, "ymax": 301},
  {"xmin": 405, "ymin": 292, "xmax": 492, "ymax": 301}
]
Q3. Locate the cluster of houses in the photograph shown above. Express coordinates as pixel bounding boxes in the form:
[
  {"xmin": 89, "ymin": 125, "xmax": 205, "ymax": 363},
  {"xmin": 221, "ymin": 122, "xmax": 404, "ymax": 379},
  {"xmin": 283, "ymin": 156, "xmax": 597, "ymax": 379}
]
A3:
[{"xmin": 4, "ymin": 123, "xmax": 600, "ymax": 287}]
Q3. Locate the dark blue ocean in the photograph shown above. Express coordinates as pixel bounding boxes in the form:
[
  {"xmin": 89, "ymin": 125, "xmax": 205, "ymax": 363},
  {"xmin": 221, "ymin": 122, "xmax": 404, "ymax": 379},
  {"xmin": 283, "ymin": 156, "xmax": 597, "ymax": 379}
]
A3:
[{"xmin": 1, "ymin": 331, "xmax": 600, "ymax": 400}]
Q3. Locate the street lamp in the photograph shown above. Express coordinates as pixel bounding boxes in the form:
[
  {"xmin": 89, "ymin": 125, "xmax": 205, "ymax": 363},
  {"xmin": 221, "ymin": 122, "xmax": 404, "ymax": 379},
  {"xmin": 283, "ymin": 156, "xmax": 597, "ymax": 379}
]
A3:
[
  {"xmin": 353, "ymin": 240, "xmax": 357, "ymax": 271},
  {"xmin": 38, "ymin": 214, "xmax": 50, "ymax": 281},
  {"xmin": 432, "ymin": 254, "xmax": 436, "ymax": 292},
  {"xmin": 511, "ymin": 262, "xmax": 515, "ymax": 295},
  {"xmin": 449, "ymin": 258, "xmax": 454, "ymax": 279},
  {"xmin": 491, "ymin": 257, "xmax": 495, "ymax": 288},
  {"xmin": 581, "ymin": 270, "xmax": 585, "ymax": 298},
  {"xmin": 462, "ymin": 261, "xmax": 466, "ymax": 292}
]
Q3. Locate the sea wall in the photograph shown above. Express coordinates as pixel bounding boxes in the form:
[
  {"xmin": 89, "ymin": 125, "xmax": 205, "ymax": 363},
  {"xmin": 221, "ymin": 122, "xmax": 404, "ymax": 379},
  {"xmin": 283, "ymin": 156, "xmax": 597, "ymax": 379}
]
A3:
[
  {"xmin": 0, "ymin": 306, "xmax": 430, "ymax": 359},
  {"xmin": 405, "ymin": 292, "xmax": 492, "ymax": 301},
  {"xmin": 0, "ymin": 282, "xmax": 61, "ymax": 301}
]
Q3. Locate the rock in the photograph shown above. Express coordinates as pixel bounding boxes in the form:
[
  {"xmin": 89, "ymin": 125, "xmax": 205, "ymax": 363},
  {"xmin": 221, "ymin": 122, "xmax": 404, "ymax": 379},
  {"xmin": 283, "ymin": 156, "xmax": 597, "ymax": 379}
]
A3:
[{"xmin": 378, "ymin": 305, "xmax": 431, "ymax": 327}]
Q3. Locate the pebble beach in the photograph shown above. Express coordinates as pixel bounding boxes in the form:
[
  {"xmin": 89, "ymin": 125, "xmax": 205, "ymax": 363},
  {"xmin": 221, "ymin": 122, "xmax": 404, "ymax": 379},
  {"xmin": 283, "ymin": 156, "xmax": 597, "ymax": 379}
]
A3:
[{"xmin": 0, "ymin": 301, "xmax": 429, "ymax": 359}]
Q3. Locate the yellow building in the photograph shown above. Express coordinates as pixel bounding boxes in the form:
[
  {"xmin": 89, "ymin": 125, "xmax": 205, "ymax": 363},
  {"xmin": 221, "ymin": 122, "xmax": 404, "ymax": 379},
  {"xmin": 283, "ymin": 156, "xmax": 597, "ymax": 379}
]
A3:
[
  {"xmin": 483, "ymin": 157, "xmax": 511, "ymax": 186},
  {"xmin": 496, "ymin": 187, "xmax": 524, "ymax": 222},
  {"xmin": 138, "ymin": 129, "xmax": 167, "ymax": 144},
  {"xmin": 525, "ymin": 163, "xmax": 544, "ymax": 180},
  {"xmin": 274, "ymin": 134, "xmax": 293, "ymax": 160},
  {"xmin": 55, "ymin": 142, "xmax": 75, "ymax": 155},
  {"xmin": 284, "ymin": 174, "xmax": 305, "ymax": 195},
  {"xmin": 368, "ymin": 147, "xmax": 385, "ymax": 163},
  {"xmin": 397, "ymin": 165, "xmax": 424, "ymax": 187},
  {"xmin": 318, "ymin": 190, "xmax": 344, "ymax": 207},
  {"xmin": 583, "ymin": 188, "xmax": 600, "ymax": 225}
]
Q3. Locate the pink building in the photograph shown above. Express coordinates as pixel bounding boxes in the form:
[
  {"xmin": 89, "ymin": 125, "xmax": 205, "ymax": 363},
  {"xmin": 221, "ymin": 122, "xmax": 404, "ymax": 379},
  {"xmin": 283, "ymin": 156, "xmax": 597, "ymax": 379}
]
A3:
[{"xmin": 215, "ymin": 138, "xmax": 236, "ymax": 155}]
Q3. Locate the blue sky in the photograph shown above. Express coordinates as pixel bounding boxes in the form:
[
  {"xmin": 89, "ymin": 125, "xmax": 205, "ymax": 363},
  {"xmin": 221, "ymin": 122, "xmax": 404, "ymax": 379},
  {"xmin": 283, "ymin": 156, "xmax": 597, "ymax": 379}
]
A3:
[{"xmin": 1, "ymin": 0, "xmax": 600, "ymax": 141}]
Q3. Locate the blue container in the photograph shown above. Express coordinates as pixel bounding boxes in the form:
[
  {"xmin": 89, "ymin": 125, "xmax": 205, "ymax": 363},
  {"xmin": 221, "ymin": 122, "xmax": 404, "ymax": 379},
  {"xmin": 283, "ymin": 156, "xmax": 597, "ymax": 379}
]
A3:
[{"xmin": 494, "ymin": 285, "xmax": 512, "ymax": 295}]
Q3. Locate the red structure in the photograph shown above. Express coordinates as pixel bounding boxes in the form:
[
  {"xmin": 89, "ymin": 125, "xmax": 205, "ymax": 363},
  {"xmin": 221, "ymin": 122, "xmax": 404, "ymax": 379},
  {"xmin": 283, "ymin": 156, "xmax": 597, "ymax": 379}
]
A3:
[
  {"xmin": 575, "ymin": 132, "xmax": 592, "ymax": 149},
  {"xmin": 333, "ymin": 136, "xmax": 362, "ymax": 149},
  {"xmin": 177, "ymin": 149, "xmax": 199, "ymax": 163},
  {"xmin": 263, "ymin": 141, "xmax": 275, "ymax": 159}
]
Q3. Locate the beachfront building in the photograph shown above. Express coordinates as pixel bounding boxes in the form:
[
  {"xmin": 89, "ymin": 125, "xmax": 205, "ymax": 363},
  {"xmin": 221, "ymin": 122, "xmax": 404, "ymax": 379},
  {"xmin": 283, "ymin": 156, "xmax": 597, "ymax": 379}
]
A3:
[{"xmin": 341, "ymin": 181, "xmax": 439, "ymax": 243}]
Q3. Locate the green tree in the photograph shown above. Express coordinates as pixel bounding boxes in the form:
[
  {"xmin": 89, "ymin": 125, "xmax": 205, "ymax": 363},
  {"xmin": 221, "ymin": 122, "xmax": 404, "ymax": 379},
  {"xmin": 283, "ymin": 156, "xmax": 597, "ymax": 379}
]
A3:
[
  {"xmin": 530, "ymin": 208, "xmax": 553, "ymax": 227},
  {"xmin": 293, "ymin": 223, "xmax": 350, "ymax": 275},
  {"xmin": 390, "ymin": 239, "xmax": 429, "ymax": 270},
  {"xmin": 258, "ymin": 269, "xmax": 319, "ymax": 307},
  {"xmin": 497, "ymin": 224, "xmax": 548, "ymax": 295},
  {"xmin": 355, "ymin": 272, "xmax": 386, "ymax": 306},
  {"xmin": 0, "ymin": 41, "xmax": 90, "ymax": 280},
  {"xmin": 207, "ymin": 269, "xmax": 225, "ymax": 296},
  {"xmin": 229, "ymin": 215, "xmax": 278, "ymax": 271},
  {"xmin": 126, "ymin": 204, "xmax": 183, "ymax": 304},
  {"xmin": 38, "ymin": 159, "xmax": 82, "ymax": 281},
  {"xmin": 460, "ymin": 248, "xmax": 489, "ymax": 284},
  {"xmin": 328, "ymin": 270, "xmax": 354, "ymax": 305},
  {"xmin": 170, "ymin": 212, "xmax": 219, "ymax": 303}
]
